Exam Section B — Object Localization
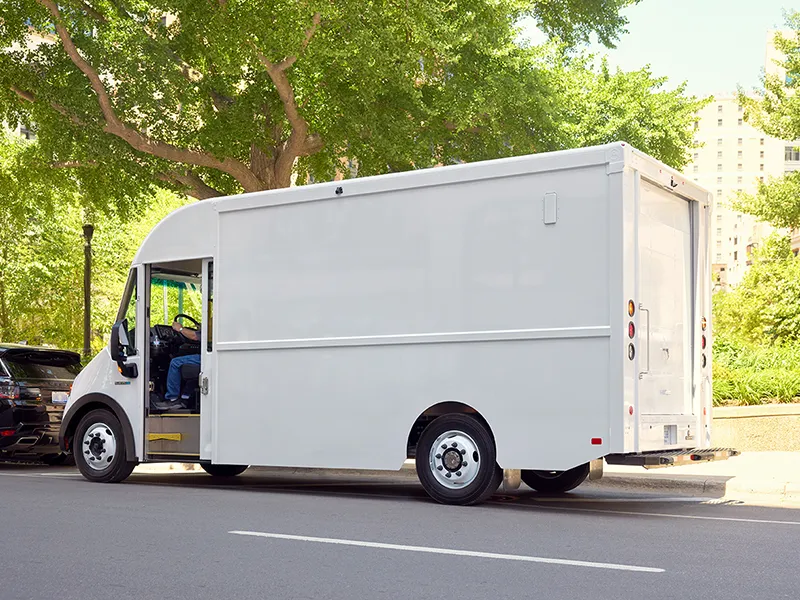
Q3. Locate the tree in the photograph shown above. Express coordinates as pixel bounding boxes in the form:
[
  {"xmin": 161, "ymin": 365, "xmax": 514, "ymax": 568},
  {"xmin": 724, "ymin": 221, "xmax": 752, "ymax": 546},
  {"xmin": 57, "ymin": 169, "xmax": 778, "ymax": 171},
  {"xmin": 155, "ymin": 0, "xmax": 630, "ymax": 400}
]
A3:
[
  {"xmin": 713, "ymin": 234, "xmax": 800, "ymax": 345},
  {"xmin": 1, "ymin": 0, "xmax": 706, "ymax": 205},
  {"xmin": 735, "ymin": 11, "xmax": 800, "ymax": 226}
]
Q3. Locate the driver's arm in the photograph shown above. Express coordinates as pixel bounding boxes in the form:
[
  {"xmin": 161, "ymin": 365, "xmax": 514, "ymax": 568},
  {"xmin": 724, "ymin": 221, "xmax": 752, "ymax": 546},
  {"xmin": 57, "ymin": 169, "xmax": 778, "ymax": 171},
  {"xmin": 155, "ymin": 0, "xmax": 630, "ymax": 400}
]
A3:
[{"xmin": 172, "ymin": 321, "xmax": 199, "ymax": 341}]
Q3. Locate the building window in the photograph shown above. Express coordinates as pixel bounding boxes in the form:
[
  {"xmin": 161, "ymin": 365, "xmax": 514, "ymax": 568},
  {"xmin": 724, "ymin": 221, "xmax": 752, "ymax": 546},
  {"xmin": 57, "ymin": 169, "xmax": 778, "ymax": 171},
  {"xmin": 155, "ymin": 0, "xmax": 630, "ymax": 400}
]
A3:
[
  {"xmin": 717, "ymin": 189, "xmax": 723, "ymax": 197},
  {"xmin": 718, "ymin": 119, "xmax": 723, "ymax": 126},
  {"xmin": 738, "ymin": 164, "xmax": 743, "ymax": 171},
  {"xmin": 738, "ymin": 118, "xmax": 743, "ymax": 126},
  {"xmin": 717, "ymin": 240, "xmax": 722, "ymax": 246},
  {"xmin": 738, "ymin": 188, "xmax": 742, "ymax": 193},
  {"xmin": 738, "ymin": 105, "xmax": 743, "ymax": 113},
  {"xmin": 717, "ymin": 151, "xmax": 723, "ymax": 159},
  {"xmin": 760, "ymin": 176, "xmax": 765, "ymax": 182},
  {"xmin": 734, "ymin": 236, "xmax": 738, "ymax": 245},
  {"xmin": 738, "ymin": 138, "xmax": 743, "ymax": 145},
  {"xmin": 693, "ymin": 152, "xmax": 699, "ymax": 161},
  {"xmin": 718, "ymin": 104, "xmax": 723, "ymax": 113},
  {"xmin": 737, "ymin": 176, "xmax": 742, "ymax": 183},
  {"xmin": 738, "ymin": 150, "xmax": 743, "ymax": 158},
  {"xmin": 760, "ymin": 164, "xmax": 764, "ymax": 171},
  {"xmin": 716, "ymin": 253, "xmax": 723, "ymax": 262},
  {"xmin": 718, "ymin": 164, "xmax": 723, "ymax": 171},
  {"xmin": 717, "ymin": 176, "xmax": 723, "ymax": 184},
  {"xmin": 786, "ymin": 146, "xmax": 800, "ymax": 161},
  {"xmin": 717, "ymin": 214, "xmax": 723, "ymax": 222},
  {"xmin": 718, "ymin": 138, "xmax": 723, "ymax": 146},
  {"xmin": 760, "ymin": 150, "xmax": 765, "ymax": 159},
  {"xmin": 693, "ymin": 165, "xmax": 699, "ymax": 173},
  {"xmin": 716, "ymin": 228, "xmax": 723, "ymax": 235},
  {"xmin": 760, "ymin": 138, "xmax": 765, "ymax": 145},
  {"xmin": 734, "ymin": 250, "xmax": 738, "ymax": 260}
]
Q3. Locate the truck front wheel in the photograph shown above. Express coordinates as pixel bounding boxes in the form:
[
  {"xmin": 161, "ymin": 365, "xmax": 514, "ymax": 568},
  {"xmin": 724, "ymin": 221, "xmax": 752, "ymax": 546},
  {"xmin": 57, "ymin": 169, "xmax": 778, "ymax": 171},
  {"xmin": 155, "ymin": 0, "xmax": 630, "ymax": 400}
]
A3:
[
  {"xmin": 74, "ymin": 409, "xmax": 136, "ymax": 483},
  {"xmin": 416, "ymin": 414, "xmax": 502, "ymax": 506},
  {"xmin": 521, "ymin": 463, "xmax": 590, "ymax": 494}
]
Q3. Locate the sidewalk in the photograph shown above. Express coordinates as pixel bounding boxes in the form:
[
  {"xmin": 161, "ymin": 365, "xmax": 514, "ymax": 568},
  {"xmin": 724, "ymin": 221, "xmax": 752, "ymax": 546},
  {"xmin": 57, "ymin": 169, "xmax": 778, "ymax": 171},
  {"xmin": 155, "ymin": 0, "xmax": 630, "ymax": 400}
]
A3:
[
  {"xmin": 134, "ymin": 452, "xmax": 800, "ymax": 503},
  {"xmin": 596, "ymin": 452, "xmax": 800, "ymax": 502}
]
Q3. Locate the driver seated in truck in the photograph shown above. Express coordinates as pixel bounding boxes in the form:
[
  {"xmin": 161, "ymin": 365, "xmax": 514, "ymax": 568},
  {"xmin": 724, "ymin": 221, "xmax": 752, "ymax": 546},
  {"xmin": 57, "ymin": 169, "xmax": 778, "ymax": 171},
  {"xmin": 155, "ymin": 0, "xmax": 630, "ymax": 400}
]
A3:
[{"xmin": 162, "ymin": 320, "xmax": 200, "ymax": 407}]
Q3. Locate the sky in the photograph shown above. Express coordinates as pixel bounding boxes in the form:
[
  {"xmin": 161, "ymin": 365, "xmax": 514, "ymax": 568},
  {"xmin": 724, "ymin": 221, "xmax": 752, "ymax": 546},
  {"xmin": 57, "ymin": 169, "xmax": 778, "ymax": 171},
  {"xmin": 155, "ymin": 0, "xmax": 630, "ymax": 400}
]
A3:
[{"xmin": 521, "ymin": 0, "xmax": 793, "ymax": 97}]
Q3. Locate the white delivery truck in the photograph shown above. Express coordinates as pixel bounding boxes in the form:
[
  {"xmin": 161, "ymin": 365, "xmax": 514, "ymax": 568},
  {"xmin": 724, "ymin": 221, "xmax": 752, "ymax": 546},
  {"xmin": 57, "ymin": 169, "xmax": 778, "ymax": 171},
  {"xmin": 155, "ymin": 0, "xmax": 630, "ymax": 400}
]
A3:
[{"xmin": 59, "ymin": 142, "xmax": 736, "ymax": 505}]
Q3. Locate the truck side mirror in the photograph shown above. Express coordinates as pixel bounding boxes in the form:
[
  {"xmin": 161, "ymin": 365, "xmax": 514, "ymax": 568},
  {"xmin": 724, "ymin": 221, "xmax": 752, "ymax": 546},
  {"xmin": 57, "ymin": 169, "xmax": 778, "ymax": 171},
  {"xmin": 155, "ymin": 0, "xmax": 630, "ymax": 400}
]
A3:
[{"xmin": 110, "ymin": 320, "xmax": 138, "ymax": 378}]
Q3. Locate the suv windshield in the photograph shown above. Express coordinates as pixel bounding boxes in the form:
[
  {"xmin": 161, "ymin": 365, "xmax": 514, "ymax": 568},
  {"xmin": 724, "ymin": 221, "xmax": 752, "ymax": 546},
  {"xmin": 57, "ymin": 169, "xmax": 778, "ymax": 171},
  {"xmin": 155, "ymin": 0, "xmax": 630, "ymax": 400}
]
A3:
[{"xmin": 2, "ymin": 359, "xmax": 81, "ymax": 380}]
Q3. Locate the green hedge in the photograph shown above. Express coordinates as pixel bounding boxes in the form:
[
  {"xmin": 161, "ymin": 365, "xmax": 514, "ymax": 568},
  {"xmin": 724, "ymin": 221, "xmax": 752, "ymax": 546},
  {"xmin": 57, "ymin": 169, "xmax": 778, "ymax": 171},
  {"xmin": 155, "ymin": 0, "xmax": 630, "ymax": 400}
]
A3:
[{"xmin": 713, "ymin": 341, "xmax": 800, "ymax": 405}]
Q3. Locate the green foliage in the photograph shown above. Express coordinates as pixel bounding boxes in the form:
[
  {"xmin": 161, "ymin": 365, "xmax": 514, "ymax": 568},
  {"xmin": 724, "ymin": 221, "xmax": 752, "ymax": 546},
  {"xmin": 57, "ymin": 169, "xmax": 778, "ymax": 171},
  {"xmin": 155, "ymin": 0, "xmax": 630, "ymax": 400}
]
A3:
[
  {"xmin": 736, "ymin": 11, "xmax": 800, "ymax": 227},
  {"xmin": 713, "ymin": 342, "xmax": 800, "ymax": 405},
  {"xmin": 554, "ymin": 57, "xmax": 708, "ymax": 169},
  {"xmin": 0, "ymin": 0, "xmax": 697, "ymax": 204},
  {"xmin": 712, "ymin": 235, "xmax": 800, "ymax": 345},
  {"xmin": 712, "ymin": 234, "xmax": 800, "ymax": 405},
  {"xmin": 0, "ymin": 132, "xmax": 191, "ymax": 354},
  {"xmin": 733, "ymin": 171, "xmax": 800, "ymax": 229}
]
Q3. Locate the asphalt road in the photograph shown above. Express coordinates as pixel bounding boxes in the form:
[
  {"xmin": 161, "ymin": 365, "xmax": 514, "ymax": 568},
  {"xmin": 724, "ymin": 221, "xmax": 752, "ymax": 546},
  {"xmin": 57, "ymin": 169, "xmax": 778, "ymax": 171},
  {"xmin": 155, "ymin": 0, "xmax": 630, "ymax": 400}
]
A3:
[{"xmin": 1, "ymin": 464, "xmax": 798, "ymax": 600}]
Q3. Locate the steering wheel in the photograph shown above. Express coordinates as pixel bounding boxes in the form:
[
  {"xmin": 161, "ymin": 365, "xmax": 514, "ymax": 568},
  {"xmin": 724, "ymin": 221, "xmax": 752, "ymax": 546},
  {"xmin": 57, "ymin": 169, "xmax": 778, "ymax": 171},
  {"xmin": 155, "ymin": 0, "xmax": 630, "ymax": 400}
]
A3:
[{"xmin": 173, "ymin": 313, "xmax": 200, "ymax": 339}]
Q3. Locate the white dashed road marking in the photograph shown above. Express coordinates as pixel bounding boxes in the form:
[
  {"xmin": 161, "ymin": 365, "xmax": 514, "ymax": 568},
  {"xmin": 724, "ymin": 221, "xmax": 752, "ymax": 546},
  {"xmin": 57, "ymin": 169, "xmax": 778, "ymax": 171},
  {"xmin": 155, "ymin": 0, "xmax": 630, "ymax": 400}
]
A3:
[{"xmin": 229, "ymin": 530, "xmax": 665, "ymax": 573}]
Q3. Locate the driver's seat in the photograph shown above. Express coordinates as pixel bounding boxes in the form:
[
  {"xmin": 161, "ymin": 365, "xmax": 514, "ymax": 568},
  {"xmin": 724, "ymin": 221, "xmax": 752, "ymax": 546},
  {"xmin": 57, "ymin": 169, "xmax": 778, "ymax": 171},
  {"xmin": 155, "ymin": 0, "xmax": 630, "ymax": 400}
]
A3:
[{"xmin": 180, "ymin": 363, "xmax": 201, "ymax": 412}]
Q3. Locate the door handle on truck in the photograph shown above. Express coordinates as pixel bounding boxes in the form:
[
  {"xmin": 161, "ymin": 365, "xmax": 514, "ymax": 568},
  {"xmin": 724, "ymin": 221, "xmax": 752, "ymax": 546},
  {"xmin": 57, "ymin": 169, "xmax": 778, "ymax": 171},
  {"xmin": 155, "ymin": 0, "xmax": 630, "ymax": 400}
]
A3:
[{"xmin": 639, "ymin": 305, "xmax": 650, "ymax": 378}]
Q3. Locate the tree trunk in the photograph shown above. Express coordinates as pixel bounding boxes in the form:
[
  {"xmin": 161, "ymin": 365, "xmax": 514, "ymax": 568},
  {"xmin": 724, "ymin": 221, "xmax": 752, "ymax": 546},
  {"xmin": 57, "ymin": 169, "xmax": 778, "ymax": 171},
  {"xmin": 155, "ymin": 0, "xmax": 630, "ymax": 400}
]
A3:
[{"xmin": 82, "ymin": 223, "xmax": 94, "ymax": 358}]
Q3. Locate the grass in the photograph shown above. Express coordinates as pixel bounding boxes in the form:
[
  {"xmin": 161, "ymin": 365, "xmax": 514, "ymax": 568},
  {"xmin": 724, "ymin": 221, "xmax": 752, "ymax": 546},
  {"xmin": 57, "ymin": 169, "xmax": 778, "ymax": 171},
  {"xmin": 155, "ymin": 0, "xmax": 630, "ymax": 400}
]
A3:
[{"xmin": 713, "ymin": 341, "xmax": 800, "ymax": 406}]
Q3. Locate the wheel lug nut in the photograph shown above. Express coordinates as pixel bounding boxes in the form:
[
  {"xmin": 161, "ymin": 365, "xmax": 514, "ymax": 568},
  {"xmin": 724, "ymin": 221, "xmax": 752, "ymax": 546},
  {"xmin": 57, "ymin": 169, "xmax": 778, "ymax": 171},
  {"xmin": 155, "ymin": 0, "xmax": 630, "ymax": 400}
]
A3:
[
  {"xmin": 456, "ymin": 471, "xmax": 462, "ymax": 477},
  {"xmin": 460, "ymin": 449, "xmax": 466, "ymax": 455},
  {"xmin": 445, "ymin": 472, "xmax": 451, "ymax": 478},
  {"xmin": 437, "ymin": 465, "xmax": 443, "ymax": 471},
  {"xmin": 441, "ymin": 444, "xmax": 448, "ymax": 450},
  {"xmin": 436, "ymin": 454, "xmax": 442, "ymax": 459},
  {"xmin": 462, "ymin": 462, "xmax": 467, "ymax": 467},
  {"xmin": 451, "ymin": 442, "xmax": 458, "ymax": 448}
]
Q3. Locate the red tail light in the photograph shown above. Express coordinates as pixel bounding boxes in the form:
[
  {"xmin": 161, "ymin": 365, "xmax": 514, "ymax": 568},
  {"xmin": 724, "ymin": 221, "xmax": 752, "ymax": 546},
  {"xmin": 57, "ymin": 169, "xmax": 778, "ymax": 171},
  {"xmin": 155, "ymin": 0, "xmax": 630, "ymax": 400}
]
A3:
[
  {"xmin": 701, "ymin": 335, "xmax": 707, "ymax": 350},
  {"xmin": 0, "ymin": 429, "xmax": 15, "ymax": 437},
  {"xmin": 591, "ymin": 438, "xmax": 603, "ymax": 445},
  {"xmin": 628, "ymin": 322, "xmax": 636, "ymax": 338}
]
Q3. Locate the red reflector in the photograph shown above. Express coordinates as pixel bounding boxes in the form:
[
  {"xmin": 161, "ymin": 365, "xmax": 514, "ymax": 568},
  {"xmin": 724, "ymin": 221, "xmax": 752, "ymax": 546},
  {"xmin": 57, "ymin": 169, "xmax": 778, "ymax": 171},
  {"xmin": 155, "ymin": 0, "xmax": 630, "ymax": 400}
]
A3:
[
  {"xmin": 629, "ymin": 406, "xmax": 634, "ymax": 416},
  {"xmin": 701, "ymin": 335, "xmax": 707, "ymax": 349},
  {"xmin": 703, "ymin": 407, "xmax": 707, "ymax": 416},
  {"xmin": 0, "ymin": 430, "xmax": 15, "ymax": 437},
  {"xmin": 591, "ymin": 438, "xmax": 602, "ymax": 445},
  {"xmin": 628, "ymin": 322, "xmax": 635, "ymax": 338}
]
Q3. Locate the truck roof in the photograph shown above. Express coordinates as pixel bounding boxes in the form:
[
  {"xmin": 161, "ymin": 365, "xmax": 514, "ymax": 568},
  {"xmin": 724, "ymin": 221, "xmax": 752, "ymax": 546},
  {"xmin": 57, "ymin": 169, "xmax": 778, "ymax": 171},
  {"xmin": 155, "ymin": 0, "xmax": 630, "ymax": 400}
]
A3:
[{"xmin": 133, "ymin": 142, "xmax": 710, "ymax": 266}]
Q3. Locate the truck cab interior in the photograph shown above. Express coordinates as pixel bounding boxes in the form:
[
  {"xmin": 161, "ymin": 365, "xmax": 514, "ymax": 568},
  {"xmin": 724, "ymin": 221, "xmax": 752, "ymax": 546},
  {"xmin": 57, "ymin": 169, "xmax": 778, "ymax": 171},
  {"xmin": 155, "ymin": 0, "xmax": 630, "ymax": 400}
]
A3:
[{"xmin": 148, "ymin": 265, "xmax": 203, "ymax": 414}]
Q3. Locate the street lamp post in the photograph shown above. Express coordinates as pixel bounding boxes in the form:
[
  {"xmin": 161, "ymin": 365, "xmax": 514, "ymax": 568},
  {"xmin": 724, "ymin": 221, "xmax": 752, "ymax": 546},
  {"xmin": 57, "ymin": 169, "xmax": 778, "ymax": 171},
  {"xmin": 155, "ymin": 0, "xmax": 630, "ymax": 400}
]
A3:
[{"xmin": 82, "ymin": 223, "xmax": 94, "ymax": 359}]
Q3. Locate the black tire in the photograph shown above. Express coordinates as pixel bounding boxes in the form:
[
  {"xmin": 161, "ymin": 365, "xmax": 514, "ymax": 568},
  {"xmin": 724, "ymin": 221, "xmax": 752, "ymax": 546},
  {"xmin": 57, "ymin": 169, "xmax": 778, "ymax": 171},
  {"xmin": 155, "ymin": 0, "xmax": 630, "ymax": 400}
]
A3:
[
  {"xmin": 521, "ymin": 463, "xmax": 590, "ymax": 494},
  {"xmin": 415, "ymin": 413, "xmax": 502, "ymax": 506},
  {"xmin": 40, "ymin": 453, "xmax": 73, "ymax": 466},
  {"xmin": 200, "ymin": 463, "xmax": 248, "ymax": 478},
  {"xmin": 74, "ymin": 409, "xmax": 137, "ymax": 483}
]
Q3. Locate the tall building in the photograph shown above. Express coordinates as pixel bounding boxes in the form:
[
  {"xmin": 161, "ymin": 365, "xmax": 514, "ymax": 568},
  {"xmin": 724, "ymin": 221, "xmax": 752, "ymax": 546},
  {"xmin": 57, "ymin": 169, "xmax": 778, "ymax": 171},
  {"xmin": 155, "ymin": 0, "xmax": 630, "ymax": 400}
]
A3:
[
  {"xmin": 684, "ymin": 95, "xmax": 783, "ymax": 288},
  {"xmin": 684, "ymin": 29, "xmax": 800, "ymax": 288}
]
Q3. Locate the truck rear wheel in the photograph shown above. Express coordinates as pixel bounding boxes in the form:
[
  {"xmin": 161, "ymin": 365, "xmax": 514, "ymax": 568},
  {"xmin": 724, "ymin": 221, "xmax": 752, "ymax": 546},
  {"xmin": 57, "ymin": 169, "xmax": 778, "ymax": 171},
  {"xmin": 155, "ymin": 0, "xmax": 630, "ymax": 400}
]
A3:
[
  {"xmin": 521, "ymin": 463, "xmax": 590, "ymax": 494},
  {"xmin": 74, "ymin": 409, "xmax": 136, "ymax": 483},
  {"xmin": 200, "ymin": 463, "xmax": 248, "ymax": 478},
  {"xmin": 416, "ymin": 414, "xmax": 501, "ymax": 506}
]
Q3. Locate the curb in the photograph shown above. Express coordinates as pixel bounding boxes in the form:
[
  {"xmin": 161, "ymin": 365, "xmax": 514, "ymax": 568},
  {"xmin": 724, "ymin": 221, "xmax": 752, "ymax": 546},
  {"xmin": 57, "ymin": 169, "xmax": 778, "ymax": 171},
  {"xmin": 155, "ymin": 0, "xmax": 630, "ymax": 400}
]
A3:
[{"xmin": 595, "ymin": 471, "xmax": 800, "ymax": 503}]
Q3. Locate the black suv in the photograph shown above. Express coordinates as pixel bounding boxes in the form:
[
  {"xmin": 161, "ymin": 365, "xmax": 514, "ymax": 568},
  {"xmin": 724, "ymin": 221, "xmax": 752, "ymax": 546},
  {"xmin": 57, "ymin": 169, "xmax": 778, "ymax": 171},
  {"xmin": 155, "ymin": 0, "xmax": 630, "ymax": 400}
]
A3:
[{"xmin": 0, "ymin": 344, "xmax": 81, "ymax": 464}]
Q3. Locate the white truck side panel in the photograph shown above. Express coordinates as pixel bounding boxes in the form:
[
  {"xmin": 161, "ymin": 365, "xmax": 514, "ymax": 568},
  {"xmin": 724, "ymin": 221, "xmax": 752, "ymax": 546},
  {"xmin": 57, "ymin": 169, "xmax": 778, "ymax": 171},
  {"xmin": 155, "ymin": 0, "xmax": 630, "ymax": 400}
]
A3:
[{"xmin": 213, "ymin": 165, "xmax": 615, "ymax": 471}]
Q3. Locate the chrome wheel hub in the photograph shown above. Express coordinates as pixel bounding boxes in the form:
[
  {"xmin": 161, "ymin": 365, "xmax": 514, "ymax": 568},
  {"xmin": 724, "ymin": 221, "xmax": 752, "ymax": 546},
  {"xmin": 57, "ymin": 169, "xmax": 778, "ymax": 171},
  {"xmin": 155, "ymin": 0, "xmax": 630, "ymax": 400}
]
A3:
[
  {"xmin": 82, "ymin": 423, "xmax": 117, "ymax": 471},
  {"xmin": 429, "ymin": 430, "xmax": 480, "ymax": 489}
]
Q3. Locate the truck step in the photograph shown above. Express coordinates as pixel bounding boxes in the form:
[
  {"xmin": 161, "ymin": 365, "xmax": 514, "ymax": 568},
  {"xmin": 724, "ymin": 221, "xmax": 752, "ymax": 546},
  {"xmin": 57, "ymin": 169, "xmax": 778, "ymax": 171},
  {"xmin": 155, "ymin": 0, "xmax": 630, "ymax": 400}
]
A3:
[{"xmin": 605, "ymin": 448, "xmax": 740, "ymax": 469}]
